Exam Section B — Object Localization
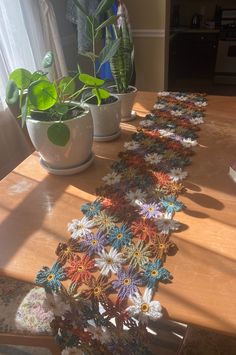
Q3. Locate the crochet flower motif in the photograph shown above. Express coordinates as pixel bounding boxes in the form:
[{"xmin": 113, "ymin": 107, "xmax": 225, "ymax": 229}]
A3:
[
  {"xmin": 149, "ymin": 234, "xmax": 176, "ymax": 261},
  {"xmin": 156, "ymin": 216, "xmax": 180, "ymax": 235},
  {"xmin": 86, "ymin": 325, "xmax": 111, "ymax": 344},
  {"xmin": 168, "ymin": 168, "xmax": 188, "ymax": 182},
  {"xmin": 93, "ymin": 211, "xmax": 117, "ymax": 231},
  {"xmin": 83, "ymin": 274, "xmax": 111, "ymax": 302},
  {"xmin": 66, "ymin": 255, "xmax": 94, "ymax": 284},
  {"xmin": 160, "ymin": 196, "xmax": 184, "ymax": 216},
  {"xmin": 67, "ymin": 216, "xmax": 94, "ymax": 239},
  {"xmin": 36, "ymin": 262, "xmax": 66, "ymax": 293},
  {"xmin": 181, "ymin": 138, "xmax": 198, "ymax": 148},
  {"xmin": 131, "ymin": 219, "xmax": 158, "ymax": 243},
  {"xmin": 102, "ymin": 172, "xmax": 122, "ymax": 185},
  {"xmin": 139, "ymin": 119, "xmax": 154, "ymax": 128},
  {"xmin": 56, "ymin": 239, "xmax": 81, "ymax": 265},
  {"xmin": 124, "ymin": 141, "xmax": 140, "ymax": 150},
  {"xmin": 144, "ymin": 153, "xmax": 163, "ymax": 165},
  {"xmin": 109, "ymin": 224, "xmax": 133, "ymax": 251},
  {"xmin": 95, "ymin": 248, "xmax": 126, "ymax": 276},
  {"xmin": 142, "ymin": 259, "xmax": 171, "ymax": 288},
  {"xmin": 123, "ymin": 240, "xmax": 151, "ymax": 268},
  {"xmin": 79, "ymin": 231, "xmax": 108, "ymax": 256},
  {"xmin": 139, "ymin": 201, "xmax": 162, "ymax": 219},
  {"xmin": 125, "ymin": 189, "xmax": 147, "ymax": 206},
  {"xmin": 80, "ymin": 199, "xmax": 102, "ymax": 218},
  {"xmin": 126, "ymin": 288, "xmax": 162, "ymax": 324},
  {"xmin": 112, "ymin": 267, "xmax": 143, "ymax": 301}
]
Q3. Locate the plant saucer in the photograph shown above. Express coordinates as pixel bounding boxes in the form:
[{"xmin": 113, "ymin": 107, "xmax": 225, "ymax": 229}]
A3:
[
  {"xmin": 40, "ymin": 153, "xmax": 94, "ymax": 175},
  {"xmin": 121, "ymin": 110, "xmax": 137, "ymax": 122},
  {"xmin": 93, "ymin": 128, "xmax": 121, "ymax": 142}
]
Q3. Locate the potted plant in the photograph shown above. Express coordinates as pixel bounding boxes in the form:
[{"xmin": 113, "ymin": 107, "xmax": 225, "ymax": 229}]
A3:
[
  {"xmin": 5, "ymin": 52, "xmax": 103, "ymax": 175},
  {"xmin": 106, "ymin": 4, "xmax": 137, "ymax": 122},
  {"xmin": 73, "ymin": 0, "xmax": 122, "ymax": 141}
]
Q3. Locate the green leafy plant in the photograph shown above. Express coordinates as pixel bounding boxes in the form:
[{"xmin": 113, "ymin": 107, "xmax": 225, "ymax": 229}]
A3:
[
  {"xmin": 73, "ymin": 0, "xmax": 121, "ymax": 102},
  {"xmin": 5, "ymin": 52, "xmax": 109, "ymax": 146},
  {"xmin": 106, "ymin": 9, "xmax": 134, "ymax": 93}
]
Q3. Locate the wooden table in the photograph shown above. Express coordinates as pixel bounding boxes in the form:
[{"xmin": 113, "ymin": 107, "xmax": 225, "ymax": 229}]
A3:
[{"xmin": 0, "ymin": 92, "xmax": 236, "ymax": 336}]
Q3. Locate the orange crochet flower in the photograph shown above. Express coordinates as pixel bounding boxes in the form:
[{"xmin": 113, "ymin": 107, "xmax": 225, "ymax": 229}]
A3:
[
  {"xmin": 131, "ymin": 219, "xmax": 157, "ymax": 242},
  {"xmin": 66, "ymin": 255, "xmax": 94, "ymax": 284}
]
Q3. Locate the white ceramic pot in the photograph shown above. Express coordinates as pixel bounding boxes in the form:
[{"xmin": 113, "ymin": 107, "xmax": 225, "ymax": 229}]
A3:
[
  {"xmin": 109, "ymin": 86, "xmax": 137, "ymax": 122},
  {"xmin": 87, "ymin": 95, "xmax": 121, "ymax": 141},
  {"xmin": 26, "ymin": 104, "xmax": 93, "ymax": 171}
]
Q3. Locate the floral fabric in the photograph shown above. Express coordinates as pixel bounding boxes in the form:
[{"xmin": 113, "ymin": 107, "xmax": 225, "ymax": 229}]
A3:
[
  {"xmin": 36, "ymin": 91, "xmax": 207, "ymax": 353},
  {"xmin": 0, "ymin": 277, "xmax": 53, "ymax": 335}
]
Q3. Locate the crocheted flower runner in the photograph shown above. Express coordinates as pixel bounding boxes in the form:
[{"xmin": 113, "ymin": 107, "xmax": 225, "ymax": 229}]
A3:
[{"xmin": 36, "ymin": 91, "xmax": 207, "ymax": 354}]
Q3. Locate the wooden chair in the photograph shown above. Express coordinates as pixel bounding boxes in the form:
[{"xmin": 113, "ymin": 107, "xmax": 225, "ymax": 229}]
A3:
[{"xmin": 0, "ymin": 276, "xmax": 60, "ymax": 355}]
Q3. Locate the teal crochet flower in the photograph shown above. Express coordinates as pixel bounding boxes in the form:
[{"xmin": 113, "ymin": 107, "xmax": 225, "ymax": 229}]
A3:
[
  {"xmin": 160, "ymin": 196, "xmax": 184, "ymax": 216},
  {"xmin": 36, "ymin": 262, "xmax": 66, "ymax": 293},
  {"xmin": 81, "ymin": 199, "xmax": 102, "ymax": 218},
  {"xmin": 143, "ymin": 259, "xmax": 171, "ymax": 289},
  {"xmin": 109, "ymin": 224, "xmax": 133, "ymax": 251}
]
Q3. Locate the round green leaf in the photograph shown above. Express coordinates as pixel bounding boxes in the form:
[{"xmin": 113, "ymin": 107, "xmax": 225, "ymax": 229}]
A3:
[
  {"xmin": 9, "ymin": 68, "xmax": 32, "ymax": 90},
  {"xmin": 31, "ymin": 71, "xmax": 48, "ymax": 82},
  {"xmin": 59, "ymin": 77, "xmax": 76, "ymax": 97},
  {"xmin": 92, "ymin": 88, "xmax": 110, "ymax": 100},
  {"xmin": 79, "ymin": 73, "xmax": 104, "ymax": 87},
  {"xmin": 42, "ymin": 52, "xmax": 54, "ymax": 69},
  {"xmin": 47, "ymin": 122, "xmax": 70, "ymax": 146},
  {"xmin": 54, "ymin": 103, "xmax": 69, "ymax": 116},
  {"xmin": 28, "ymin": 80, "xmax": 58, "ymax": 110},
  {"xmin": 5, "ymin": 80, "xmax": 19, "ymax": 105}
]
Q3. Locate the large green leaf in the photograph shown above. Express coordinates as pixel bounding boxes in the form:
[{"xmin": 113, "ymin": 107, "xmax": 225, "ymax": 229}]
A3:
[
  {"xmin": 79, "ymin": 73, "xmax": 104, "ymax": 87},
  {"xmin": 5, "ymin": 80, "xmax": 19, "ymax": 105},
  {"xmin": 47, "ymin": 122, "xmax": 70, "ymax": 146},
  {"xmin": 31, "ymin": 71, "xmax": 48, "ymax": 82},
  {"xmin": 54, "ymin": 103, "xmax": 69, "ymax": 116},
  {"xmin": 9, "ymin": 69, "xmax": 32, "ymax": 90},
  {"xmin": 28, "ymin": 80, "xmax": 58, "ymax": 110},
  {"xmin": 73, "ymin": 0, "xmax": 89, "ymax": 16},
  {"xmin": 59, "ymin": 77, "xmax": 76, "ymax": 97},
  {"xmin": 96, "ymin": 15, "xmax": 119, "ymax": 34},
  {"xmin": 98, "ymin": 38, "xmax": 120, "ymax": 68},
  {"xmin": 94, "ymin": 0, "xmax": 115, "ymax": 17},
  {"xmin": 42, "ymin": 51, "xmax": 54, "ymax": 69},
  {"xmin": 92, "ymin": 87, "xmax": 110, "ymax": 100}
]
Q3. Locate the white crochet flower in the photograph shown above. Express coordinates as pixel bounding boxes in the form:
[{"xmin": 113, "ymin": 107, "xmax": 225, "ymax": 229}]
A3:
[
  {"xmin": 158, "ymin": 91, "xmax": 170, "ymax": 96},
  {"xmin": 153, "ymin": 103, "xmax": 165, "ymax": 109},
  {"xmin": 158, "ymin": 128, "xmax": 174, "ymax": 137},
  {"xmin": 156, "ymin": 216, "xmax": 180, "ymax": 235},
  {"xmin": 95, "ymin": 248, "xmax": 125, "ymax": 276},
  {"xmin": 144, "ymin": 153, "xmax": 163, "ymax": 165},
  {"xmin": 139, "ymin": 119, "xmax": 154, "ymax": 127},
  {"xmin": 126, "ymin": 288, "xmax": 162, "ymax": 324},
  {"xmin": 168, "ymin": 168, "xmax": 188, "ymax": 182},
  {"xmin": 176, "ymin": 95, "xmax": 187, "ymax": 101},
  {"xmin": 181, "ymin": 138, "xmax": 198, "ymax": 148},
  {"xmin": 61, "ymin": 347, "xmax": 82, "ymax": 355},
  {"xmin": 68, "ymin": 216, "xmax": 94, "ymax": 239},
  {"xmin": 194, "ymin": 101, "xmax": 207, "ymax": 107},
  {"xmin": 171, "ymin": 109, "xmax": 183, "ymax": 117},
  {"xmin": 190, "ymin": 117, "xmax": 204, "ymax": 125},
  {"xmin": 102, "ymin": 171, "xmax": 122, "ymax": 185},
  {"xmin": 124, "ymin": 140, "xmax": 140, "ymax": 150},
  {"xmin": 125, "ymin": 189, "xmax": 148, "ymax": 206}
]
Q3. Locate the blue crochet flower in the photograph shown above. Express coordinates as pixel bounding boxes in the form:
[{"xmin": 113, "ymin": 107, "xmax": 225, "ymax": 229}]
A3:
[
  {"xmin": 81, "ymin": 199, "xmax": 102, "ymax": 218},
  {"xmin": 36, "ymin": 262, "xmax": 66, "ymax": 293},
  {"xmin": 79, "ymin": 230, "xmax": 108, "ymax": 256},
  {"xmin": 109, "ymin": 224, "xmax": 133, "ymax": 251},
  {"xmin": 112, "ymin": 266, "xmax": 142, "ymax": 301},
  {"xmin": 160, "ymin": 196, "xmax": 184, "ymax": 216},
  {"xmin": 143, "ymin": 259, "xmax": 171, "ymax": 288}
]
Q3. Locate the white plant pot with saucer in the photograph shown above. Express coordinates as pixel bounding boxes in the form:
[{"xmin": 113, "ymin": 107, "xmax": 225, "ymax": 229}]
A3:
[
  {"xmin": 109, "ymin": 86, "xmax": 137, "ymax": 122},
  {"xmin": 26, "ymin": 103, "xmax": 94, "ymax": 175},
  {"xmin": 87, "ymin": 95, "xmax": 121, "ymax": 142}
]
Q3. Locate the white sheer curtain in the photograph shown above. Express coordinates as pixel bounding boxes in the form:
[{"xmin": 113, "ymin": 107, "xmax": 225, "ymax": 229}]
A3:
[{"xmin": 0, "ymin": 0, "xmax": 67, "ymax": 109}]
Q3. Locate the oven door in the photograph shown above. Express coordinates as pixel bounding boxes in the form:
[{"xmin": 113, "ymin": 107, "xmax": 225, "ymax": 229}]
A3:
[{"xmin": 214, "ymin": 40, "xmax": 236, "ymax": 83}]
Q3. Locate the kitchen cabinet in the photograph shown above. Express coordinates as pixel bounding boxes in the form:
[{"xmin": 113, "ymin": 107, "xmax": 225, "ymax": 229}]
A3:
[{"xmin": 169, "ymin": 31, "xmax": 219, "ymax": 80}]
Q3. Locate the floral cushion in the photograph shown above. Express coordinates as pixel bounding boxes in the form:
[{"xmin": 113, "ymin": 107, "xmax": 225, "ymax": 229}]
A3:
[{"xmin": 0, "ymin": 277, "xmax": 53, "ymax": 335}]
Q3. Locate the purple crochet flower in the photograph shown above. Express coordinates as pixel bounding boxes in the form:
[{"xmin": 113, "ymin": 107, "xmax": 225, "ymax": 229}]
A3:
[
  {"xmin": 139, "ymin": 202, "xmax": 162, "ymax": 219},
  {"xmin": 79, "ymin": 231, "xmax": 108, "ymax": 256},
  {"xmin": 112, "ymin": 267, "xmax": 142, "ymax": 301}
]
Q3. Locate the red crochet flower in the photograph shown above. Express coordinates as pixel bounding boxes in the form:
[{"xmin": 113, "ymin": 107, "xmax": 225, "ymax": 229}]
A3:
[
  {"xmin": 152, "ymin": 171, "xmax": 171, "ymax": 186},
  {"xmin": 66, "ymin": 255, "xmax": 94, "ymax": 284},
  {"xmin": 131, "ymin": 219, "xmax": 157, "ymax": 242}
]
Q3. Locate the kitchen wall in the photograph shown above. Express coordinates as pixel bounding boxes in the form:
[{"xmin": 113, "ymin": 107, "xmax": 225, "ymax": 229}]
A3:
[
  {"xmin": 126, "ymin": 0, "xmax": 170, "ymax": 92},
  {"xmin": 171, "ymin": 0, "xmax": 236, "ymax": 27}
]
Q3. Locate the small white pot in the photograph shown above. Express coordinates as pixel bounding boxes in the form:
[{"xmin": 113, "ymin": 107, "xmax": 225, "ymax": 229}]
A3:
[
  {"xmin": 109, "ymin": 86, "xmax": 137, "ymax": 122},
  {"xmin": 26, "ymin": 104, "xmax": 93, "ymax": 170},
  {"xmin": 87, "ymin": 95, "xmax": 121, "ymax": 141}
]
